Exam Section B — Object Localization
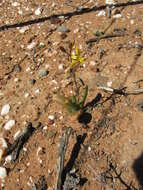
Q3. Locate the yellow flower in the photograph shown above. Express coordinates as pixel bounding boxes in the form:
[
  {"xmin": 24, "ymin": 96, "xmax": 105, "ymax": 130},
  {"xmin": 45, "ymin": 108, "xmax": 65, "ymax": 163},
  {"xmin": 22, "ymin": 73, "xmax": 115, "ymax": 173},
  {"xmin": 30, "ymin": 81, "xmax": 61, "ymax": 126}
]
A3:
[{"xmin": 69, "ymin": 47, "xmax": 86, "ymax": 69}]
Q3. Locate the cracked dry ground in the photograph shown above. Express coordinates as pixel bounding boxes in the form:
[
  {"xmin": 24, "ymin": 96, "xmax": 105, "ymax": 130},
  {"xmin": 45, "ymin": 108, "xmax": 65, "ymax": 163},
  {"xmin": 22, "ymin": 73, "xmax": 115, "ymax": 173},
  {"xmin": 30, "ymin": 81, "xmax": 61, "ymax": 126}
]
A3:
[{"xmin": 0, "ymin": 0, "xmax": 143, "ymax": 190}]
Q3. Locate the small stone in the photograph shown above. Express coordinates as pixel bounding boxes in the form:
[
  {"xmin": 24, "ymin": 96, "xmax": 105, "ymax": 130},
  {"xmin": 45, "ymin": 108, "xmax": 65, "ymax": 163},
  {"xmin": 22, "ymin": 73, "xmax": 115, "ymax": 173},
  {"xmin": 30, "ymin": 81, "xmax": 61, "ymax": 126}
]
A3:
[
  {"xmin": 130, "ymin": 20, "xmax": 134, "ymax": 24},
  {"xmin": 0, "ymin": 138, "xmax": 7, "ymax": 148},
  {"xmin": 0, "ymin": 167, "xmax": 7, "ymax": 179},
  {"xmin": 35, "ymin": 7, "xmax": 41, "ymax": 16},
  {"xmin": 113, "ymin": 14, "xmax": 122, "ymax": 18},
  {"xmin": 73, "ymin": 28, "xmax": 79, "ymax": 34},
  {"xmin": 35, "ymin": 88, "xmax": 40, "ymax": 94},
  {"xmin": 24, "ymin": 92, "xmax": 30, "ymax": 98},
  {"xmin": 4, "ymin": 120, "xmax": 15, "ymax": 130},
  {"xmin": 23, "ymin": 147, "xmax": 27, "ymax": 152},
  {"xmin": 39, "ymin": 69, "xmax": 49, "ymax": 78},
  {"xmin": 19, "ymin": 26, "xmax": 29, "ymax": 33},
  {"xmin": 43, "ymin": 126, "xmax": 48, "ymax": 130},
  {"xmin": 107, "ymin": 81, "xmax": 112, "ymax": 87},
  {"xmin": 48, "ymin": 115, "xmax": 55, "ymax": 120},
  {"xmin": 12, "ymin": 2, "xmax": 19, "ymax": 6},
  {"xmin": 14, "ymin": 78, "xmax": 19, "ymax": 82},
  {"xmin": 58, "ymin": 64, "xmax": 64, "ymax": 71},
  {"xmin": 29, "ymin": 79, "xmax": 36, "ymax": 85},
  {"xmin": 90, "ymin": 60, "xmax": 97, "ymax": 67},
  {"xmin": 105, "ymin": 0, "xmax": 115, "ymax": 4},
  {"xmin": 1, "ymin": 104, "xmax": 10, "ymax": 116},
  {"xmin": 48, "ymin": 115, "xmax": 55, "ymax": 125},
  {"xmin": 13, "ymin": 64, "xmax": 22, "ymax": 72},
  {"xmin": 27, "ymin": 42, "xmax": 36, "ymax": 50},
  {"xmin": 97, "ymin": 10, "xmax": 105, "ymax": 16},
  {"xmin": 58, "ymin": 25, "xmax": 70, "ymax": 33},
  {"xmin": 5, "ymin": 155, "xmax": 12, "ymax": 163},
  {"xmin": 88, "ymin": 146, "xmax": 91, "ymax": 151},
  {"xmin": 26, "ymin": 67, "xmax": 31, "ymax": 72}
]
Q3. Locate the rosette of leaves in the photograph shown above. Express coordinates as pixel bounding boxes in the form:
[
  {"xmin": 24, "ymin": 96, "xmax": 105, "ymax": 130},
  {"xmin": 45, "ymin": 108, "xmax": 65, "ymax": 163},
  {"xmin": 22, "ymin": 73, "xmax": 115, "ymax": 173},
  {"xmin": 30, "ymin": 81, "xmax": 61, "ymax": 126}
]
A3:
[{"xmin": 54, "ymin": 85, "xmax": 88, "ymax": 114}]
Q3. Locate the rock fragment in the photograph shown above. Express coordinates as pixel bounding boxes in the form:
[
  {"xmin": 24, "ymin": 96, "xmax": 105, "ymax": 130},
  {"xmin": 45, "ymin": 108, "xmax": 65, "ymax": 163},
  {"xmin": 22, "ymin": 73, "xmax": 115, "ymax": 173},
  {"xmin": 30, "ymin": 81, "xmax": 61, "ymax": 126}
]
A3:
[
  {"xmin": 1, "ymin": 104, "xmax": 10, "ymax": 116},
  {"xmin": 4, "ymin": 120, "xmax": 15, "ymax": 130}
]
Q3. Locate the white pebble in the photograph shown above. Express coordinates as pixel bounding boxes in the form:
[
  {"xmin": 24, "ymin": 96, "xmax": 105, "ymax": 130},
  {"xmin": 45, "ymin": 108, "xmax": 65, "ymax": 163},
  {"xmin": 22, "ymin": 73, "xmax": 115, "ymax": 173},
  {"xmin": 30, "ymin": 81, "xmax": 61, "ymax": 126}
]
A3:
[
  {"xmin": 4, "ymin": 120, "xmax": 15, "ymax": 130},
  {"xmin": 35, "ymin": 7, "xmax": 41, "ymax": 16},
  {"xmin": 90, "ymin": 60, "xmax": 97, "ymax": 66},
  {"xmin": 97, "ymin": 10, "xmax": 105, "ymax": 16},
  {"xmin": 39, "ymin": 159, "xmax": 42, "ymax": 164},
  {"xmin": 24, "ymin": 92, "xmax": 29, "ymax": 98},
  {"xmin": 19, "ymin": 26, "xmax": 29, "ymax": 33},
  {"xmin": 130, "ymin": 20, "xmax": 134, "ymax": 24},
  {"xmin": 43, "ymin": 126, "xmax": 48, "ymax": 130},
  {"xmin": 26, "ymin": 67, "xmax": 30, "ymax": 72},
  {"xmin": 73, "ymin": 28, "xmax": 79, "ymax": 33},
  {"xmin": 27, "ymin": 42, "xmax": 36, "ymax": 50},
  {"xmin": 14, "ymin": 78, "xmax": 19, "ymax": 82},
  {"xmin": 35, "ymin": 88, "xmax": 40, "ymax": 94},
  {"xmin": 12, "ymin": 2, "xmax": 19, "ymax": 7},
  {"xmin": 23, "ymin": 147, "xmax": 27, "ymax": 152},
  {"xmin": 18, "ymin": 10, "xmax": 23, "ymax": 15},
  {"xmin": 0, "ymin": 138, "xmax": 7, "ymax": 148},
  {"xmin": 59, "ymin": 115, "xmax": 63, "ymax": 120},
  {"xmin": 48, "ymin": 115, "xmax": 55, "ymax": 120},
  {"xmin": 105, "ymin": 0, "xmax": 115, "ymax": 5},
  {"xmin": 58, "ymin": 64, "xmax": 64, "ymax": 71},
  {"xmin": 88, "ymin": 146, "xmax": 91, "ymax": 151},
  {"xmin": 0, "ymin": 167, "xmax": 7, "ymax": 179},
  {"xmin": 107, "ymin": 81, "xmax": 112, "ymax": 87},
  {"xmin": 113, "ymin": 14, "xmax": 122, "ymax": 18},
  {"xmin": 5, "ymin": 155, "xmax": 12, "ymax": 163},
  {"xmin": 1, "ymin": 104, "xmax": 10, "ymax": 116}
]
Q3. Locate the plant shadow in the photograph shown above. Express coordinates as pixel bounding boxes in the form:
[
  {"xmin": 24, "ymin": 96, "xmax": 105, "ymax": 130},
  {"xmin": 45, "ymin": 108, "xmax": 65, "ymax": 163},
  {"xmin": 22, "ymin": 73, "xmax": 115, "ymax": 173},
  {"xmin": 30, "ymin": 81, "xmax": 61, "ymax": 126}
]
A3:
[{"xmin": 77, "ymin": 93, "xmax": 102, "ymax": 125}]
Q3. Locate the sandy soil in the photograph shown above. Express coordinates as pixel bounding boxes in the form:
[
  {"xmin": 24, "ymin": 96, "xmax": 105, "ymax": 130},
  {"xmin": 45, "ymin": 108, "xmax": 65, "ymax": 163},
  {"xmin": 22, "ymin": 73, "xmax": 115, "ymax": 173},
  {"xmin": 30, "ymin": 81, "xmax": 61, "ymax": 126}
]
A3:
[{"xmin": 0, "ymin": 0, "xmax": 143, "ymax": 190}]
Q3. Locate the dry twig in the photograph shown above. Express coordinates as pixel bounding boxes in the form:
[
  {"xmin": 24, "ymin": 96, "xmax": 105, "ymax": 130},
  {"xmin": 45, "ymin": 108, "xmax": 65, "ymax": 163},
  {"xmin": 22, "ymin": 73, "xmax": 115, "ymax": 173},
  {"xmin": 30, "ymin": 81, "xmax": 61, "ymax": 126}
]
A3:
[
  {"xmin": 97, "ymin": 86, "xmax": 143, "ymax": 95},
  {"xmin": 55, "ymin": 127, "xmax": 72, "ymax": 190}
]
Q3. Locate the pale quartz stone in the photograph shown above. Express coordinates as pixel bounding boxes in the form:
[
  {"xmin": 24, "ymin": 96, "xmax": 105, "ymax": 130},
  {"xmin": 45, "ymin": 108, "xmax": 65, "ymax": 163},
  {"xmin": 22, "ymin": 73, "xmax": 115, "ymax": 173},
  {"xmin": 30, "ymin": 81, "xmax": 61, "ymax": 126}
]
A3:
[
  {"xmin": 58, "ymin": 64, "xmax": 64, "ymax": 71},
  {"xmin": 107, "ymin": 81, "xmax": 112, "ymax": 87},
  {"xmin": 105, "ymin": 0, "xmax": 115, "ymax": 5},
  {"xmin": 35, "ymin": 89, "xmax": 40, "ymax": 94},
  {"xmin": 48, "ymin": 115, "xmax": 55, "ymax": 120},
  {"xmin": 27, "ymin": 42, "xmax": 36, "ymax": 50},
  {"xmin": 97, "ymin": 10, "xmax": 106, "ymax": 16},
  {"xmin": 12, "ymin": 2, "xmax": 19, "ymax": 7},
  {"xmin": 0, "ymin": 137, "xmax": 7, "ymax": 148},
  {"xmin": 24, "ymin": 92, "xmax": 29, "ymax": 98},
  {"xmin": 35, "ymin": 7, "xmax": 41, "ymax": 16},
  {"xmin": 113, "ymin": 14, "xmax": 122, "ymax": 18},
  {"xmin": 4, "ymin": 120, "xmax": 15, "ymax": 130},
  {"xmin": 0, "ymin": 167, "xmax": 7, "ymax": 179},
  {"xmin": 1, "ymin": 104, "xmax": 10, "ymax": 116},
  {"xmin": 5, "ymin": 155, "xmax": 12, "ymax": 163},
  {"xmin": 19, "ymin": 26, "xmax": 29, "ymax": 33}
]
